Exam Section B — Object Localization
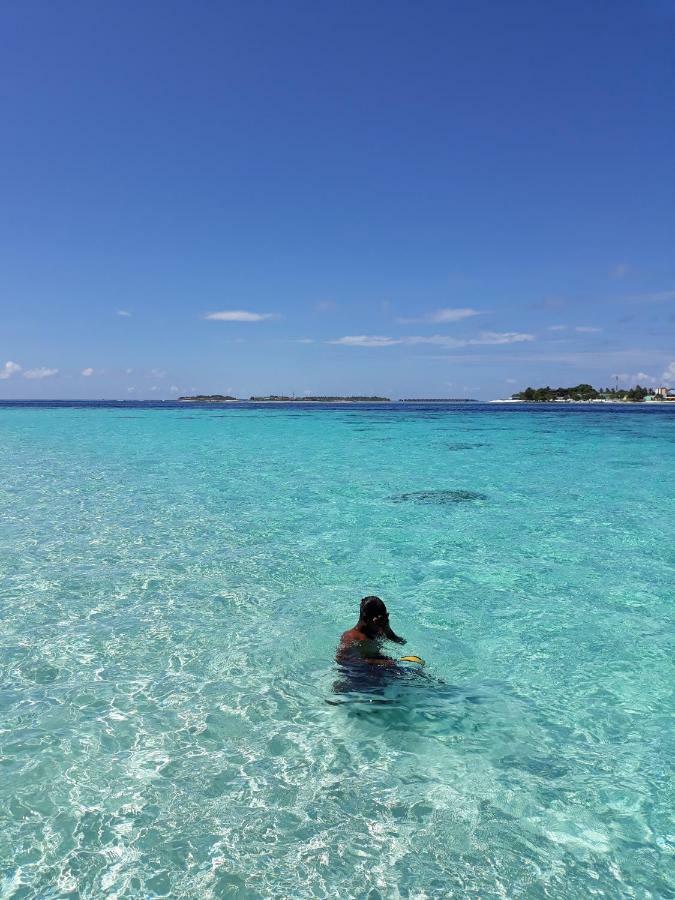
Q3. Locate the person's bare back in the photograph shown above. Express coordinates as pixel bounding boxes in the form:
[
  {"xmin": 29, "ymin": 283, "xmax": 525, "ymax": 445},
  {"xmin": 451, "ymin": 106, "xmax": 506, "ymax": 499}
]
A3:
[{"xmin": 336, "ymin": 596, "xmax": 405, "ymax": 665}]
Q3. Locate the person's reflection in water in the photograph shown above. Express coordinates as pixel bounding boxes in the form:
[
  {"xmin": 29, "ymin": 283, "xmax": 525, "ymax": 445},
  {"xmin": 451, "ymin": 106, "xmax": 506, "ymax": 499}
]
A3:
[{"xmin": 332, "ymin": 596, "xmax": 407, "ymax": 699}]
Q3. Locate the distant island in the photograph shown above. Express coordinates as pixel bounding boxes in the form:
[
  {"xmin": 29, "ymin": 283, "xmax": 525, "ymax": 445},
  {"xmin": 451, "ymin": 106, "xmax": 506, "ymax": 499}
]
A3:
[
  {"xmin": 509, "ymin": 383, "xmax": 674, "ymax": 403},
  {"xmin": 178, "ymin": 395, "xmax": 391, "ymax": 403},
  {"xmin": 178, "ymin": 395, "xmax": 238, "ymax": 402},
  {"xmin": 401, "ymin": 398, "xmax": 478, "ymax": 403},
  {"xmin": 248, "ymin": 395, "xmax": 390, "ymax": 402}
]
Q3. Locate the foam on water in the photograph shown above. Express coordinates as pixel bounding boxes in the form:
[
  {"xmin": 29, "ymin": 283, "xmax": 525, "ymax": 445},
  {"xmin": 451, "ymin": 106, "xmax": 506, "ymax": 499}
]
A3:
[{"xmin": 0, "ymin": 402, "xmax": 673, "ymax": 898}]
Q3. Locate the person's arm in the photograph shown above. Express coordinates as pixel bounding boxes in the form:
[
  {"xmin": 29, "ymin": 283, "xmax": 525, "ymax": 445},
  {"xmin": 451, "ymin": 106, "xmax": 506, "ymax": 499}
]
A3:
[{"xmin": 384, "ymin": 623, "xmax": 406, "ymax": 645}]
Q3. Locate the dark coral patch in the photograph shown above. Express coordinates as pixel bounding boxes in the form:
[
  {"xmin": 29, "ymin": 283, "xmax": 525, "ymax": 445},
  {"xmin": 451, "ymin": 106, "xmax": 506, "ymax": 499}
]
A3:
[
  {"xmin": 392, "ymin": 489, "xmax": 487, "ymax": 504},
  {"xmin": 446, "ymin": 442, "xmax": 488, "ymax": 450}
]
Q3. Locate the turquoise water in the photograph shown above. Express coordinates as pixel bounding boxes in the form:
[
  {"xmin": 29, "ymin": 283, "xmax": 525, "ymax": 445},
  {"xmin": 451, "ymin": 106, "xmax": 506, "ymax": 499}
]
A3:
[{"xmin": 1, "ymin": 402, "xmax": 673, "ymax": 898}]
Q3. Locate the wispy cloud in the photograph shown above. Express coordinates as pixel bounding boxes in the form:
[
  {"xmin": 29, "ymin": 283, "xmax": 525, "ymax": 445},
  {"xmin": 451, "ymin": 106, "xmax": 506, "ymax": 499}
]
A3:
[
  {"xmin": 117, "ymin": 309, "xmax": 131, "ymax": 317},
  {"xmin": 662, "ymin": 361, "xmax": 675, "ymax": 385},
  {"xmin": 396, "ymin": 307, "xmax": 481, "ymax": 325},
  {"xmin": 610, "ymin": 263, "xmax": 631, "ymax": 279},
  {"xmin": 204, "ymin": 310, "xmax": 278, "ymax": 322},
  {"xmin": 0, "ymin": 360, "xmax": 22, "ymax": 379},
  {"xmin": 547, "ymin": 324, "xmax": 568, "ymax": 332},
  {"xmin": 296, "ymin": 338, "xmax": 315, "ymax": 344},
  {"xmin": 425, "ymin": 348, "xmax": 666, "ymax": 369},
  {"xmin": 614, "ymin": 371, "xmax": 657, "ymax": 385},
  {"xmin": 330, "ymin": 331, "xmax": 534, "ymax": 348},
  {"xmin": 331, "ymin": 335, "xmax": 402, "ymax": 347},
  {"xmin": 575, "ymin": 326, "xmax": 603, "ymax": 333},
  {"xmin": 23, "ymin": 367, "xmax": 58, "ymax": 379},
  {"xmin": 476, "ymin": 331, "xmax": 534, "ymax": 345},
  {"xmin": 537, "ymin": 296, "xmax": 567, "ymax": 311},
  {"xmin": 314, "ymin": 300, "xmax": 337, "ymax": 313},
  {"xmin": 624, "ymin": 290, "xmax": 675, "ymax": 304},
  {"xmin": 81, "ymin": 367, "xmax": 94, "ymax": 377}
]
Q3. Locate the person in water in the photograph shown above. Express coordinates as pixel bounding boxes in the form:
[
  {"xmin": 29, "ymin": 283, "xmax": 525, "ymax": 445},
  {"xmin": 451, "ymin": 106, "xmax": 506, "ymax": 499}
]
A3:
[{"xmin": 337, "ymin": 596, "xmax": 406, "ymax": 666}]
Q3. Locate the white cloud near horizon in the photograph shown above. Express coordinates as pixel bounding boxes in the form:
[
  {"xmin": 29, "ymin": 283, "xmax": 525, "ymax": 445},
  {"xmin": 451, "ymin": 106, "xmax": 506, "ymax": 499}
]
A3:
[
  {"xmin": 117, "ymin": 309, "xmax": 131, "ymax": 317},
  {"xmin": 296, "ymin": 338, "xmax": 315, "ymax": 344},
  {"xmin": 662, "ymin": 361, "xmax": 675, "ymax": 385},
  {"xmin": 0, "ymin": 360, "xmax": 22, "ymax": 379},
  {"xmin": 614, "ymin": 371, "xmax": 657, "ymax": 385},
  {"xmin": 204, "ymin": 310, "xmax": 278, "ymax": 322},
  {"xmin": 330, "ymin": 331, "xmax": 534, "ymax": 348},
  {"xmin": 575, "ymin": 326, "xmax": 603, "ymax": 333},
  {"xmin": 81, "ymin": 367, "xmax": 94, "ymax": 376},
  {"xmin": 424, "ymin": 348, "xmax": 666, "ymax": 370},
  {"xmin": 396, "ymin": 307, "xmax": 481, "ymax": 325},
  {"xmin": 23, "ymin": 367, "xmax": 58, "ymax": 379},
  {"xmin": 547, "ymin": 325, "xmax": 568, "ymax": 331}
]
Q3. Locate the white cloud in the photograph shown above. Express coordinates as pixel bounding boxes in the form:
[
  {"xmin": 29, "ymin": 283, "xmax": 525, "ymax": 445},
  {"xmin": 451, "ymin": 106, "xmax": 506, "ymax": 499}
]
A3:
[
  {"xmin": 547, "ymin": 324, "xmax": 568, "ymax": 332},
  {"xmin": 403, "ymin": 335, "xmax": 464, "ymax": 347},
  {"xmin": 611, "ymin": 263, "xmax": 631, "ymax": 279},
  {"xmin": 474, "ymin": 331, "xmax": 534, "ymax": 345},
  {"xmin": 0, "ymin": 360, "xmax": 22, "ymax": 379},
  {"xmin": 81, "ymin": 367, "xmax": 94, "ymax": 377},
  {"xmin": 330, "ymin": 331, "xmax": 534, "ymax": 349},
  {"xmin": 396, "ymin": 307, "xmax": 481, "ymax": 325},
  {"xmin": 23, "ymin": 367, "xmax": 58, "ymax": 379},
  {"xmin": 149, "ymin": 368, "xmax": 166, "ymax": 378},
  {"xmin": 576, "ymin": 326, "xmax": 602, "ymax": 333},
  {"xmin": 150, "ymin": 385, "xmax": 158, "ymax": 391},
  {"xmin": 170, "ymin": 385, "xmax": 180, "ymax": 394},
  {"xmin": 661, "ymin": 362, "xmax": 675, "ymax": 385},
  {"xmin": 127, "ymin": 386, "xmax": 136, "ymax": 393},
  {"xmin": 331, "ymin": 335, "xmax": 402, "ymax": 347},
  {"xmin": 615, "ymin": 371, "xmax": 657, "ymax": 385},
  {"xmin": 204, "ymin": 310, "xmax": 277, "ymax": 322},
  {"xmin": 117, "ymin": 309, "xmax": 131, "ymax": 317}
]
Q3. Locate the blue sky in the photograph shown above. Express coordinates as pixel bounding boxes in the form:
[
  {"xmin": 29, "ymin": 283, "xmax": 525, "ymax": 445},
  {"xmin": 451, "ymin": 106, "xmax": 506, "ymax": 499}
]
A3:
[{"xmin": 1, "ymin": 0, "xmax": 674, "ymax": 399}]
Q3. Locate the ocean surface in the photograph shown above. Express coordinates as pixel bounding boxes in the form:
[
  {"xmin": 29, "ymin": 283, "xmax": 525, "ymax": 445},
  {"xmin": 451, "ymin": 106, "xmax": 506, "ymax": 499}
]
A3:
[{"xmin": 1, "ymin": 401, "xmax": 673, "ymax": 899}]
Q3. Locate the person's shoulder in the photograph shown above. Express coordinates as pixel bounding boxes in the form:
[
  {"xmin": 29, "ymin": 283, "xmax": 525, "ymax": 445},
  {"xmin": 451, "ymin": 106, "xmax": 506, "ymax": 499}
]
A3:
[{"xmin": 340, "ymin": 627, "xmax": 365, "ymax": 644}]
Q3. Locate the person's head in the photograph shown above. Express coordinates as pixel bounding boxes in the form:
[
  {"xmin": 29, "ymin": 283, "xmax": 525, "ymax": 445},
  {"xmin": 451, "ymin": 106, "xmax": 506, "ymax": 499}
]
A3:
[{"xmin": 359, "ymin": 595, "xmax": 390, "ymax": 635}]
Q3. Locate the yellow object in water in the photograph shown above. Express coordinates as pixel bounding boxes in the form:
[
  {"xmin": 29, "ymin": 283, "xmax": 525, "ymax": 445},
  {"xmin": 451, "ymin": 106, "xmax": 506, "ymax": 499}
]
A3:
[{"xmin": 400, "ymin": 655, "xmax": 425, "ymax": 665}]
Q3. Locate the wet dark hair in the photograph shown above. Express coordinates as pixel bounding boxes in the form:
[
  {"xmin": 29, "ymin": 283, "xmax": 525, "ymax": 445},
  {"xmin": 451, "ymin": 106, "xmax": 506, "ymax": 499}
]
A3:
[{"xmin": 359, "ymin": 595, "xmax": 388, "ymax": 622}]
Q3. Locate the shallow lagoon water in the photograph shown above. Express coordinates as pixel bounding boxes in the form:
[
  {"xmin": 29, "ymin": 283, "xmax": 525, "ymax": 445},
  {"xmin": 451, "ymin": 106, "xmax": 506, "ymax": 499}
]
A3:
[{"xmin": 0, "ymin": 401, "xmax": 673, "ymax": 898}]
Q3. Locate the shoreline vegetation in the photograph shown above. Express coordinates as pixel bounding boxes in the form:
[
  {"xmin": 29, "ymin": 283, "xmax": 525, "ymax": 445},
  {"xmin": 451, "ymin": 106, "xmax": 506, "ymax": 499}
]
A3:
[{"xmin": 506, "ymin": 383, "xmax": 674, "ymax": 403}]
